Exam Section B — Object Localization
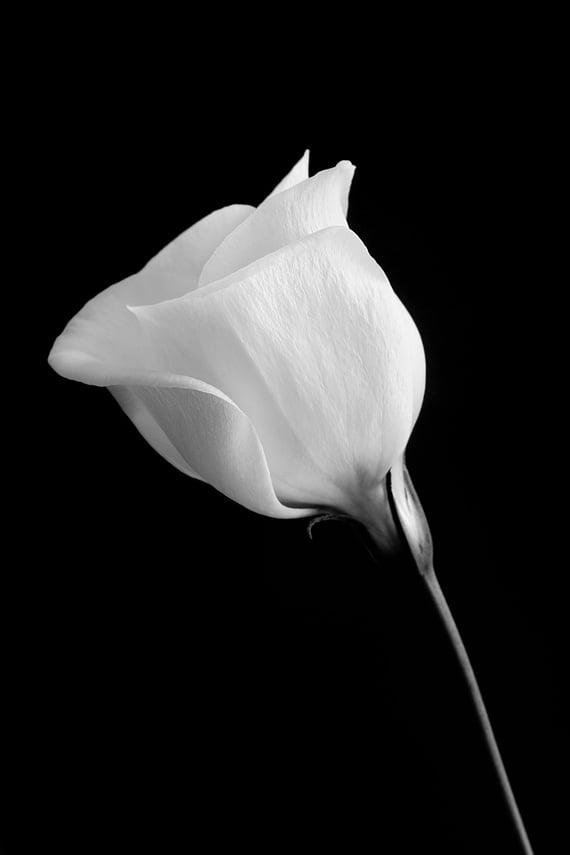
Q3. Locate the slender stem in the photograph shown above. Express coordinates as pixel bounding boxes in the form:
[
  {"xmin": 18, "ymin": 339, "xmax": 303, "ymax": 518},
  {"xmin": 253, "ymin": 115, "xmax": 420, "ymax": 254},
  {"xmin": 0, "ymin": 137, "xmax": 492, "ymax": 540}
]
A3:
[
  {"xmin": 382, "ymin": 456, "xmax": 534, "ymax": 855},
  {"xmin": 422, "ymin": 567, "xmax": 534, "ymax": 855}
]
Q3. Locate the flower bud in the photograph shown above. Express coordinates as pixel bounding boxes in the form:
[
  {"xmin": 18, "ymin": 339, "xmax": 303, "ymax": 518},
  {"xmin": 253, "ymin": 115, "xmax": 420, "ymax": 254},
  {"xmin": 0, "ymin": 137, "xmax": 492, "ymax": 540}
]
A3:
[{"xmin": 48, "ymin": 152, "xmax": 425, "ymax": 547}]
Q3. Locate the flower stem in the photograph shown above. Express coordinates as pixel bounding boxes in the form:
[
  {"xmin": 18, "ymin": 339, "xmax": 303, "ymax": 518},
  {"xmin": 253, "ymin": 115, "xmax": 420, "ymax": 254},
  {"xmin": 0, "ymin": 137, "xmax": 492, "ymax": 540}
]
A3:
[
  {"xmin": 421, "ymin": 566, "xmax": 534, "ymax": 855},
  {"xmin": 383, "ymin": 456, "xmax": 534, "ymax": 855}
]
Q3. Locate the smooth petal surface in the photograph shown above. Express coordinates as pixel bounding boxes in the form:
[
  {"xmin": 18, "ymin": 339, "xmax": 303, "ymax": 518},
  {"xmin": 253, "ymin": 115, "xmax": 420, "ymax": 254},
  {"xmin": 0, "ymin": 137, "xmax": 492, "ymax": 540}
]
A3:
[
  {"xmin": 114, "ymin": 378, "xmax": 312, "ymax": 518},
  {"xmin": 267, "ymin": 150, "xmax": 310, "ymax": 197},
  {"xmin": 48, "ymin": 203, "xmax": 256, "ymax": 383},
  {"xmin": 48, "ymin": 244, "xmax": 314, "ymax": 517},
  {"xmin": 50, "ymin": 343, "xmax": 309, "ymax": 517},
  {"xmin": 131, "ymin": 226, "xmax": 425, "ymax": 513},
  {"xmin": 144, "ymin": 203, "xmax": 254, "ymax": 285},
  {"xmin": 48, "ymin": 296, "xmax": 151, "ymax": 386},
  {"xmin": 198, "ymin": 161, "xmax": 355, "ymax": 288},
  {"xmin": 109, "ymin": 384, "xmax": 206, "ymax": 481}
]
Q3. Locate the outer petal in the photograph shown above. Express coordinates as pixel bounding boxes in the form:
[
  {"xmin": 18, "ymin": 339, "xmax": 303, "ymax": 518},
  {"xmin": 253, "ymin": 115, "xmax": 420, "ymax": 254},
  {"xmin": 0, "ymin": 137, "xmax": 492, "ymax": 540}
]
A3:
[
  {"xmin": 48, "ymin": 285, "xmax": 315, "ymax": 519},
  {"xmin": 397, "ymin": 295, "xmax": 426, "ymax": 428},
  {"xmin": 50, "ymin": 356, "xmax": 311, "ymax": 518},
  {"xmin": 114, "ymin": 377, "xmax": 312, "ymax": 518},
  {"xmin": 131, "ymin": 227, "xmax": 425, "ymax": 513},
  {"xmin": 198, "ymin": 161, "xmax": 355, "ymax": 288},
  {"xmin": 48, "ymin": 296, "xmax": 150, "ymax": 386},
  {"xmin": 60, "ymin": 204, "xmax": 255, "ymax": 326},
  {"xmin": 48, "ymin": 203, "xmax": 257, "ymax": 385},
  {"xmin": 109, "ymin": 384, "xmax": 206, "ymax": 481},
  {"xmin": 267, "ymin": 149, "xmax": 310, "ymax": 197}
]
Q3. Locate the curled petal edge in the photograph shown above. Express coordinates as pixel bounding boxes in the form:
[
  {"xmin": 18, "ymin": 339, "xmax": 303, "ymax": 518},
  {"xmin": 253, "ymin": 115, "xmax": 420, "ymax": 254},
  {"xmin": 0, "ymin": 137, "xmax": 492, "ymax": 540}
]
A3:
[
  {"xmin": 49, "ymin": 349, "xmax": 314, "ymax": 519},
  {"xmin": 129, "ymin": 376, "xmax": 315, "ymax": 519}
]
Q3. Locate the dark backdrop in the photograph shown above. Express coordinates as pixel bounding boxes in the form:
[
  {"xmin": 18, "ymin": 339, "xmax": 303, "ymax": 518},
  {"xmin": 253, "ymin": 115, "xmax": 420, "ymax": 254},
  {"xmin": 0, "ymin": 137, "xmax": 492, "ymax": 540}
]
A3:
[{"xmin": 3, "ymin": 38, "xmax": 565, "ymax": 855}]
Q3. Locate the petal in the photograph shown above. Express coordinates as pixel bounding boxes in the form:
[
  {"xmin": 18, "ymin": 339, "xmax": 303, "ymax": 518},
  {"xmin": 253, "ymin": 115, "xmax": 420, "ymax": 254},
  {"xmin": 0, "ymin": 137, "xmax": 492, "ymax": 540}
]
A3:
[
  {"xmin": 48, "ymin": 296, "xmax": 150, "ymax": 386},
  {"xmin": 137, "ymin": 378, "xmax": 315, "ymax": 519},
  {"xmin": 48, "ymin": 278, "xmax": 313, "ymax": 517},
  {"xmin": 396, "ymin": 294, "xmax": 426, "ymax": 428},
  {"xmin": 51, "ymin": 341, "xmax": 311, "ymax": 517},
  {"xmin": 109, "ymin": 385, "xmax": 206, "ymax": 481},
  {"xmin": 143, "ymin": 203, "xmax": 254, "ymax": 285},
  {"xmin": 48, "ymin": 204, "xmax": 255, "ymax": 382},
  {"xmin": 267, "ymin": 149, "xmax": 310, "ymax": 197},
  {"xmin": 112, "ymin": 377, "xmax": 312, "ymax": 519},
  {"xmin": 131, "ymin": 227, "xmax": 424, "ymax": 511},
  {"xmin": 198, "ymin": 161, "xmax": 355, "ymax": 288}
]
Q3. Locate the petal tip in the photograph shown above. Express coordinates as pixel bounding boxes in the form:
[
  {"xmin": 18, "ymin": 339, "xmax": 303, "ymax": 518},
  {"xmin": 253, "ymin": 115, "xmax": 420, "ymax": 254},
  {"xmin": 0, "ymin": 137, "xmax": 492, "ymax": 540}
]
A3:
[{"xmin": 48, "ymin": 347, "xmax": 104, "ymax": 384}]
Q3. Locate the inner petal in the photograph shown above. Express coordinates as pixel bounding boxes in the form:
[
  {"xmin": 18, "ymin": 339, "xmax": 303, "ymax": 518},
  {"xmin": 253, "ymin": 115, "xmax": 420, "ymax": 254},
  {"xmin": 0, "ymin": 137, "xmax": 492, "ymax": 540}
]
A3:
[
  {"xmin": 197, "ymin": 161, "xmax": 355, "ymax": 288},
  {"xmin": 48, "ymin": 204, "xmax": 255, "ymax": 384},
  {"xmin": 267, "ymin": 149, "xmax": 310, "ymax": 197},
  {"xmin": 144, "ymin": 203, "xmax": 254, "ymax": 289}
]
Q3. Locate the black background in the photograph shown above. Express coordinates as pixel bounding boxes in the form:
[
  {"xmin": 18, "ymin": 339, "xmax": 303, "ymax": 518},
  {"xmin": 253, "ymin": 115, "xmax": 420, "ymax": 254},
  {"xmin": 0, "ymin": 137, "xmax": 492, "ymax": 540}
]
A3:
[{"xmin": 2, "ymin": 26, "xmax": 566, "ymax": 855}]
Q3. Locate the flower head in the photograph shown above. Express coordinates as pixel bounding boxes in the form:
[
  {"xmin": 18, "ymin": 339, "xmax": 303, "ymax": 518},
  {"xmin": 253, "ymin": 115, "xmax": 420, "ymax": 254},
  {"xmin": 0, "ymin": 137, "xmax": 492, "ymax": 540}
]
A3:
[{"xmin": 49, "ymin": 152, "xmax": 425, "ymax": 544}]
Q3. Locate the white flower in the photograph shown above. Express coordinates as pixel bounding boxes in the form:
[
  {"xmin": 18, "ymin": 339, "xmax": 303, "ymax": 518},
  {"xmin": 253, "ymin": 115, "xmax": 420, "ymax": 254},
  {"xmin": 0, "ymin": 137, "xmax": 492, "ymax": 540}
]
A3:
[{"xmin": 48, "ymin": 151, "xmax": 425, "ymax": 546}]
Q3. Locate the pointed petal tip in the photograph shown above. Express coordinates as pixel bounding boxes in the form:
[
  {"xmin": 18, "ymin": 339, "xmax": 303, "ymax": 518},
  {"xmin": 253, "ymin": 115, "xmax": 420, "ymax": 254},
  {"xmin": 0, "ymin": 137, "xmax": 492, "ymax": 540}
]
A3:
[{"xmin": 268, "ymin": 150, "xmax": 311, "ymax": 199}]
